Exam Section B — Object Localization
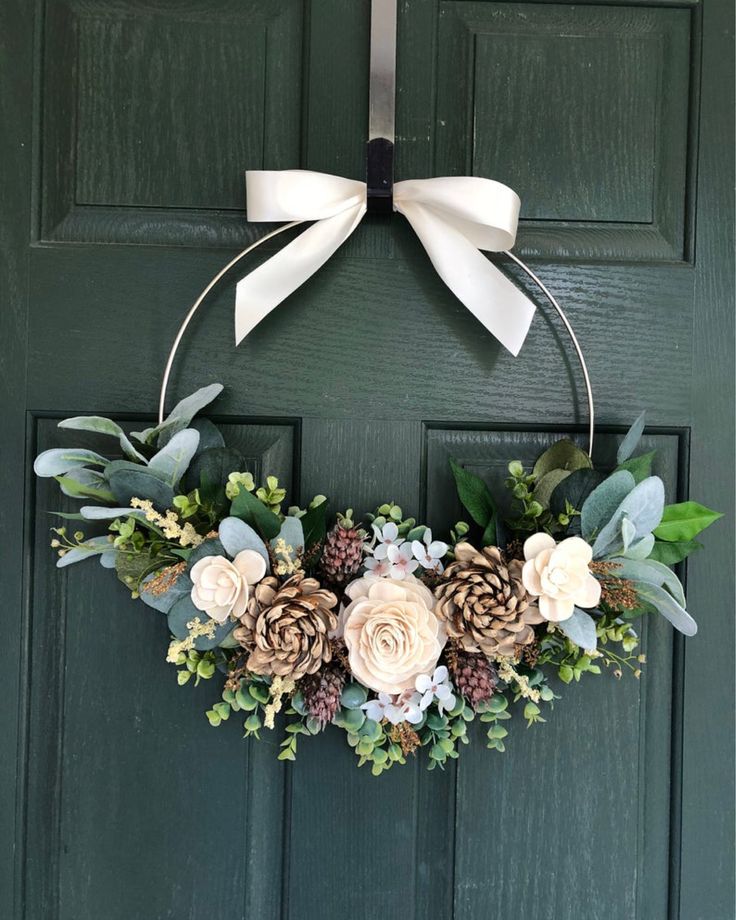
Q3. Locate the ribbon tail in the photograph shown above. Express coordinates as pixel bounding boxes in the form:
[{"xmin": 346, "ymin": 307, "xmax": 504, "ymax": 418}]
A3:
[
  {"xmin": 235, "ymin": 203, "xmax": 366, "ymax": 345},
  {"xmin": 397, "ymin": 202, "xmax": 535, "ymax": 356}
]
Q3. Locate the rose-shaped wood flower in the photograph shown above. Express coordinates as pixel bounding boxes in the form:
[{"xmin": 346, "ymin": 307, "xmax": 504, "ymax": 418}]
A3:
[
  {"xmin": 521, "ymin": 533, "xmax": 601, "ymax": 622},
  {"xmin": 234, "ymin": 574, "xmax": 338, "ymax": 680},
  {"xmin": 341, "ymin": 575, "xmax": 444, "ymax": 694},
  {"xmin": 434, "ymin": 542, "xmax": 543, "ymax": 658},
  {"xmin": 190, "ymin": 550, "xmax": 267, "ymax": 624}
]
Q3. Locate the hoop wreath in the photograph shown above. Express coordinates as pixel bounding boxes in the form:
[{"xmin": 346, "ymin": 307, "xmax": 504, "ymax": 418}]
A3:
[{"xmin": 34, "ymin": 200, "xmax": 720, "ymax": 773}]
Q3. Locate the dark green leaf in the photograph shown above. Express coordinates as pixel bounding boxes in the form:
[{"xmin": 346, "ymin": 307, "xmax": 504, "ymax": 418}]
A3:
[
  {"xmin": 648, "ymin": 538, "xmax": 703, "ymax": 565},
  {"xmin": 616, "ymin": 450, "xmax": 656, "ymax": 484},
  {"xmin": 190, "ymin": 418, "xmax": 225, "ymax": 453},
  {"xmin": 167, "ymin": 595, "xmax": 233, "ymax": 650},
  {"xmin": 550, "ymin": 468, "xmax": 604, "ymax": 517},
  {"xmin": 533, "ymin": 469, "xmax": 571, "ymax": 509},
  {"xmin": 230, "ymin": 487, "xmax": 281, "ymax": 540},
  {"xmin": 449, "ymin": 459, "xmax": 497, "ymax": 532},
  {"xmin": 300, "ymin": 498, "xmax": 328, "ymax": 551},
  {"xmin": 184, "ymin": 446, "xmax": 244, "ymax": 510},
  {"xmin": 653, "ymin": 501, "xmax": 723, "ymax": 542},
  {"xmin": 532, "ymin": 439, "xmax": 592, "ymax": 479}
]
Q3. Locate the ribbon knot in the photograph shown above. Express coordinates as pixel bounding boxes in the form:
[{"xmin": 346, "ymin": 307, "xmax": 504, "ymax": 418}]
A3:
[{"xmin": 236, "ymin": 169, "xmax": 535, "ymax": 356}]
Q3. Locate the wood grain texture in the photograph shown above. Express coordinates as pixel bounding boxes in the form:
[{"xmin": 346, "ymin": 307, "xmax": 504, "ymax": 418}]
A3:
[
  {"xmin": 0, "ymin": 1, "xmax": 32, "ymax": 918},
  {"xmin": 679, "ymin": 0, "xmax": 735, "ymax": 916}
]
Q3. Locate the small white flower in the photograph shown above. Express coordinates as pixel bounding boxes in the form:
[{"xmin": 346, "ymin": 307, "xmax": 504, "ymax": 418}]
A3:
[
  {"xmin": 411, "ymin": 528, "xmax": 449, "ymax": 573},
  {"xmin": 387, "ymin": 542, "xmax": 419, "ymax": 579},
  {"xmin": 415, "ymin": 665, "xmax": 456, "ymax": 714},
  {"xmin": 362, "ymin": 693, "xmax": 393, "ymax": 722},
  {"xmin": 364, "ymin": 556, "xmax": 392, "ymax": 577},
  {"xmin": 362, "ymin": 690, "xmax": 424, "ymax": 725},
  {"xmin": 371, "ymin": 522, "xmax": 404, "ymax": 560}
]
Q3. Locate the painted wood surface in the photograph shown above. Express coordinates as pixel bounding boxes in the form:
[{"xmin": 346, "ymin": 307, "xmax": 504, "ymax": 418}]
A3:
[{"xmin": 1, "ymin": 0, "xmax": 733, "ymax": 918}]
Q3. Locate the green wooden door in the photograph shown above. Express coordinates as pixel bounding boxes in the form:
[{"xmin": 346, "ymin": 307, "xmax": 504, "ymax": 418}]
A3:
[{"xmin": 2, "ymin": 1, "xmax": 733, "ymax": 918}]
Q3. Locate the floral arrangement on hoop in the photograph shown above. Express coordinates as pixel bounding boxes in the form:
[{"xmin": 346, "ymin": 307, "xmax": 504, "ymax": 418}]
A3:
[{"xmin": 35, "ymin": 384, "xmax": 721, "ymax": 774}]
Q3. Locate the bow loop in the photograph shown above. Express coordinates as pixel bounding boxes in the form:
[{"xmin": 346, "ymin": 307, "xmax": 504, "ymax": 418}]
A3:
[{"xmin": 235, "ymin": 169, "xmax": 535, "ymax": 354}]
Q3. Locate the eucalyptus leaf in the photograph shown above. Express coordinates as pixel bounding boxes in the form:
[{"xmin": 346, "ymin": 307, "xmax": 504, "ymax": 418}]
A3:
[
  {"xmin": 132, "ymin": 384, "xmax": 223, "ymax": 447},
  {"xmin": 148, "ymin": 428, "xmax": 200, "ymax": 486},
  {"xmin": 617, "ymin": 450, "xmax": 656, "ymax": 484},
  {"xmin": 34, "ymin": 448, "xmax": 109, "ymax": 477},
  {"xmin": 632, "ymin": 582, "xmax": 697, "ymax": 636},
  {"xmin": 167, "ymin": 595, "xmax": 233, "ymax": 650},
  {"xmin": 581, "ymin": 470, "xmax": 636, "ymax": 541},
  {"xmin": 187, "ymin": 537, "xmax": 226, "ymax": 568},
  {"xmin": 592, "ymin": 476, "xmax": 665, "ymax": 559},
  {"xmin": 56, "ymin": 536, "xmax": 114, "ymax": 568},
  {"xmin": 272, "ymin": 517, "xmax": 305, "ymax": 560},
  {"xmin": 230, "ymin": 487, "xmax": 282, "ymax": 540},
  {"xmin": 218, "ymin": 517, "xmax": 269, "ymax": 564},
  {"xmin": 616, "ymin": 410, "xmax": 646, "ymax": 463},
  {"xmin": 99, "ymin": 551, "xmax": 118, "ymax": 570},
  {"xmin": 648, "ymin": 538, "xmax": 703, "ymax": 566},
  {"xmin": 58, "ymin": 416, "xmax": 147, "ymax": 463},
  {"xmin": 533, "ymin": 470, "xmax": 570, "ymax": 509},
  {"xmin": 609, "ymin": 557, "xmax": 686, "ymax": 606},
  {"xmin": 653, "ymin": 501, "xmax": 723, "ymax": 543},
  {"xmin": 55, "ymin": 468, "xmax": 116, "ymax": 503},
  {"xmin": 106, "ymin": 467, "xmax": 175, "ymax": 512},
  {"xmin": 532, "ymin": 439, "xmax": 592, "ymax": 479},
  {"xmin": 557, "ymin": 607, "xmax": 598, "ymax": 650},
  {"xmin": 139, "ymin": 570, "xmax": 193, "ymax": 613}
]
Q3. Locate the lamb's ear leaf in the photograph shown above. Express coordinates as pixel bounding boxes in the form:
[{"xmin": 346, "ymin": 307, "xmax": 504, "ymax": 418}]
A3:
[
  {"xmin": 616, "ymin": 411, "xmax": 647, "ymax": 464},
  {"xmin": 580, "ymin": 470, "xmax": 636, "ymax": 541},
  {"xmin": 148, "ymin": 428, "xmax": 200, "ymax": 486},
  {"xmin": 57, "ymin": 416, "xmax": 147, "ymax": 463},
  {"xmin": 154, "ymin": 384, "xmax": 224, "ymax": 447},
  {"xmin": 608, "ymin": 557, "xmax": 686, "ymax": 606},
  {"xmin": 34, "ymin": 448, "xmax": 109, "ymax": 477},
  {"xmin": 632, "ymin": 582, "xmax": 697, "ymax": 636},
  {"xmin": 557, "ymin": 608, "xmax": 597, "ymax": 650},
  {"xmin": 592, "ymin": 476, "xmax": 665, "ymax": 559},
  {"xmin": 449, "ymin": 459, "xmax": 497, "ymax": 542}
]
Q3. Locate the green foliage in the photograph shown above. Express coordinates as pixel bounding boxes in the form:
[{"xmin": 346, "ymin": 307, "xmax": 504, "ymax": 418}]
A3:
[
  {"xmin": 256, "ymin": 475, "xmax": 287, "ymax": 515},
  {"xmin": 533, "ymin": 439, "xmax": 592, "ymax": 479},
  {"xmin": 648, "ymin": 538, "xmax": 702, "ymax": 565},
  {"xmin": 476, "ymin": 694, "xmax": 512, "ymax": 752},
  {"xmin": 653, "ymin": 501, "xmax": 722, "ymax": 543},
  {"xmin": 230, "ymin": 485, "xmax": 282, "ymax": 540},
  {"xmin": 299, "ymin": 496, "xmax": 329, "ymax": 554},
  {"xmin": 616, "ymin": 450, "xmax": 656, "ymax": 484},
  {"xmin": 450, "ymin": 458, "xmax": 498, "ymax": 543}
]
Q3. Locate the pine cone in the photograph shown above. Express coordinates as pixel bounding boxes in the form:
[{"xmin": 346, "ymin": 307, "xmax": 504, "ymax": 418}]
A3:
[
  {"xmin": 233, "ymin": 574, "xmax": 338, "ymax": 681},
  {"xmin": 447, "ymin": 645, "xmax": 498, "ymax": 706},
  {"xmin": 319, "ymin": 511, "xmax": 366, "ymax": 584},
  {"xmin": 299, "ymin": 658, "xmax": 346, "ymax": 728},
  {"xmin": 435, "ymin": 542, "xmax": 543, "ymax": 658}
]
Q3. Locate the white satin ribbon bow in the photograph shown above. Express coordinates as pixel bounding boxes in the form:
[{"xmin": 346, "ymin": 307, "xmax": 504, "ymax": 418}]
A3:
[{"xmin": 236, "ymin": 170, "xmax": 535, "ymax": 356}]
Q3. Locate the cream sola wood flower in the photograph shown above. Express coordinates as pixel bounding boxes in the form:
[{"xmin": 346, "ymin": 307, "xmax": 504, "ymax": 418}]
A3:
[
  {"xmin": 521, "ymin": 533, "xmax": 601, "ymax": 622},
  {"xmin": 341, "ymin": 575, "xmax": 445, "ymax": 694},
  {"xmin": 190, "ymin": 551, "xmax": 267, "ymax": 624}
]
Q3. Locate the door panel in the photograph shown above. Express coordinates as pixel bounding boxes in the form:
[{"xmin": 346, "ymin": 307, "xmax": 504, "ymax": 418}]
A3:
[{"xmin": 2, "ymin": 1, "xmax": 733, "ymax": 919}]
